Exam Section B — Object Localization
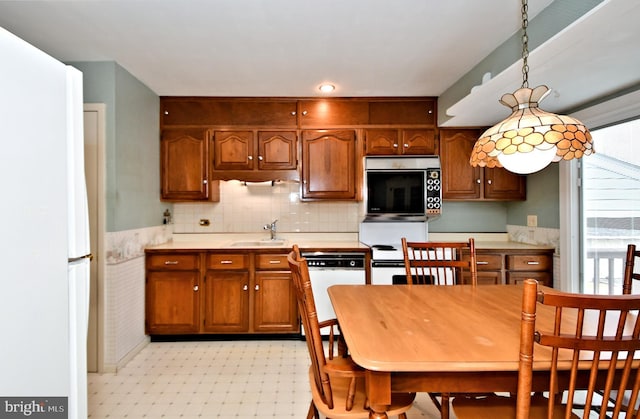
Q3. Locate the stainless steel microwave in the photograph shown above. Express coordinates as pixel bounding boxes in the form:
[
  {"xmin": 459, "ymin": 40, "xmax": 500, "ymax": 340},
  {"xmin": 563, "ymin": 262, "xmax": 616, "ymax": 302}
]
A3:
[{"xmin": 364, "ymin": 156, "xmax": 442, "ymax": 221}]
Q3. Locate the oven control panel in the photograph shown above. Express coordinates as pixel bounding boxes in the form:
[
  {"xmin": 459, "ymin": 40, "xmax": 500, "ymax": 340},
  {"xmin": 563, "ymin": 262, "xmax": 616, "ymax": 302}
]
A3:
[{"xmin": 426, "ymin": 168, "xmax": 442, "ymax": 216}]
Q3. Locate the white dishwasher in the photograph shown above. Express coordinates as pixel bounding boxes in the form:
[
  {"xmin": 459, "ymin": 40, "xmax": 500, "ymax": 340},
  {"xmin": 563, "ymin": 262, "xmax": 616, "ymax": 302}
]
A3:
[{"xmin": 301, "ymin": 252, "xmax": 367, "ymax": 335}]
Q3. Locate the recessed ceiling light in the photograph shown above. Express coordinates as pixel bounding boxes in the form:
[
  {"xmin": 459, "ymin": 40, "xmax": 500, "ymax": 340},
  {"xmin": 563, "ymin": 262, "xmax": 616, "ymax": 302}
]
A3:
[{"xmin": 318, "ymin": 83, "xmax": 335, "ymax": 93}]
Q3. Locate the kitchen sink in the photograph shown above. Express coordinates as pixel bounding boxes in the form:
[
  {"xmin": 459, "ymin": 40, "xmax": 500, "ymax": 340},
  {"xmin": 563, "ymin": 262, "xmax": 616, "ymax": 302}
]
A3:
[{"xmin": 230, "ymin": 239, "xmax": 287, "ymax": 247}]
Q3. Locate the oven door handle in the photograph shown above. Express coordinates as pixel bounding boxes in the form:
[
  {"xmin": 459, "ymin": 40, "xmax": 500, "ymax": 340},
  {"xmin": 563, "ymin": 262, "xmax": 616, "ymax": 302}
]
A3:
[{"xmin": 372, "ymin": 261, "xmax": 406, "ymax": 268}]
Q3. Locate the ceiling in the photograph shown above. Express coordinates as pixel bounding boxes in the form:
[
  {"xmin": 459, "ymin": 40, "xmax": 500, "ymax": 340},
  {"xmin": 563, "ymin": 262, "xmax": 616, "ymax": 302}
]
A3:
[{"xmin": 1, "ymin": 0, "xmax": 639, "ymax": 127}]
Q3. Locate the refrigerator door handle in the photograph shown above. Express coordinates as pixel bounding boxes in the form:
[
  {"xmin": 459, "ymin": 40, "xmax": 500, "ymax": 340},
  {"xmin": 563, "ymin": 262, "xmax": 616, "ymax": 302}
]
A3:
[{"xmin": 68, "ymin": 253, "xmax": 93, "ymax": 263}]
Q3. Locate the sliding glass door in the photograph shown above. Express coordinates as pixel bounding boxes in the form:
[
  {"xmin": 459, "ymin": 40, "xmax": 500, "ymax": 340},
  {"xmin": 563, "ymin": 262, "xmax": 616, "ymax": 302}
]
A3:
[{"xmin": 580, "ymin": 119, "xmax": 640, "ymax": 294}]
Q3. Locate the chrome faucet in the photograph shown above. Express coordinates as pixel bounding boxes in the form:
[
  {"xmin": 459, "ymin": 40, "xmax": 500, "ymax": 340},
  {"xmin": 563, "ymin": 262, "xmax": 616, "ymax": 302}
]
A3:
[{"xmin": 263, "ymin": 219, "xmax": 278, "ymax": 240}]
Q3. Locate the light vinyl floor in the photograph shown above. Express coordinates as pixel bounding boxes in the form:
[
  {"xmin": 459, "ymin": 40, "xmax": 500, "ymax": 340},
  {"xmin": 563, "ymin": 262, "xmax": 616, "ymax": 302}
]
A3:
[{"xmin": 88, "ymin": 339, "xmax": 444, "ymax": 418}]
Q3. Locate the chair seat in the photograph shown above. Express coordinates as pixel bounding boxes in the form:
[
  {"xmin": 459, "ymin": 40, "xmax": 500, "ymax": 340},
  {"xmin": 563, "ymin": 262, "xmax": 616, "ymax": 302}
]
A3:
[
  {"xmin": 309, "ymin": 361, "xmax": 415, "ymax": 419},
  {"xmin": 452, "ymin": 394, "xmax": 579, "ymax": 419}
]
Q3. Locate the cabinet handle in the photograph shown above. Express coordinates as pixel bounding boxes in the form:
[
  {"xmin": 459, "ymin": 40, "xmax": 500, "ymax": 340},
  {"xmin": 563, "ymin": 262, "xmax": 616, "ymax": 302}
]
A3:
[
  {"xmin": 269, "ymin": 260, "xmax": 280, "ymax": 264},
  {"xmin": 255, "ymin": 284, "xmax": 260, "ymax": 291},
  {"xmin": 476, "ymin": 179, "xmax": 481, "ymax": 184},
  {"xmin": 526, "ymin": 261, "xmax": 540, "ymax": 265},
  {"xmin": 193, "ymin": 285, "xmax": 199, "ymax": 291},
  {"xmin": 164, "ymin": 261, "xmax": 179, "ymax": 265},
  {"xmin": 243, "ymin": 284, "xmax": 248, "ymax": 291},
  {"xmin": 220, "ymin": 260, "xmax": 233, "ymax": 264},
  {"xmin": 476, "ymin": 261, "xmax": 489, "ymax": 265},
  {"xmin": 487, "ymin": 179, "xmax": 492, "ymax": 185}
]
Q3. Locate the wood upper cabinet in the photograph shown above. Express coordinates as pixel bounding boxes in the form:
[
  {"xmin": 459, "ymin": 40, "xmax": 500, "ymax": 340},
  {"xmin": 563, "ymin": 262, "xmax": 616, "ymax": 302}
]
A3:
[
  {"xmin": 211, "ymin": 130, "xmax": 298, "ymax": 181},
  {"xmin": 145, "ymin": 253, "xmax": 201, "ymax": 334},
  {"xmin": 160, "ymin": 128, "xmax": 220, "ymax": 201},
  {"xmin": 440, "ymin": 128, "xmax": 526, "ymax": 201},
  {"xmin": 297, "ymin": 99, "xmax": 369, "ymax": 127},
  {"xmin": 301, "ymin": 129, "xmax": 359, "ymax": 200},
  {"xmin": 364, "ymin": 128, "xmax": 436, "ymax": 155},
  {"xmin": 368, "ymin": 99, "xmax": 436, "ymax": 125},
  {"xmin": 160, "ymin": 98, "xmax": 298, "ymax": 127}
]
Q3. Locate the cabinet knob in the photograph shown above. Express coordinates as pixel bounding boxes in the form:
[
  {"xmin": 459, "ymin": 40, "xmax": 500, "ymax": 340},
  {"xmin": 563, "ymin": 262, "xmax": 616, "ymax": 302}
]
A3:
[
  {"xmin": 243, "ymin": 284, "xmax": 248, "ymax": 291},
  {"xmin": 476, "ymin": 179, "xmax": 481, "ymax": 184},
  {"xmin": 301, "ymin": 110, "xmax": 308, "ymax": 116},
  {"xmin": 290, "ymin": 111, "xmax": 296, "ymax": 116},
  {"xmin": 203, "ymin": 179, "xmax": 208, "ymax": 184},
  {"xmin": 193, "ymin": 285, "xmax": 199, "ymax": 291},
  {"xmin": 487, "ymin": 179, "xmax": 492, "ymax": 185},
  {"xmin": 254, "ymin": 284, "xmax": 260, "ymax": 291},
  {"xmin": 248, "ymin": 155, "xmax": 253, "ymax": 160},
  {"xmin": 393, "ymin": 143, "xmax": 399, "ymax": 148},
  {"xmin": 258, "ymin": 156, "xmax": 263, "ymax": 161},
  {"xmin": 403, "ymin": 143, "xmax": 409, "ymax": 148}
]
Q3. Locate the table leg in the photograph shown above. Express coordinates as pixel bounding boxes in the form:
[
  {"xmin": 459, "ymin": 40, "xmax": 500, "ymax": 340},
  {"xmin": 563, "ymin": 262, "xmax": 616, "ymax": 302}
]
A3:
[{"xmin": 366, "ymin": 370, "xmax": 391, "ymax": 419}]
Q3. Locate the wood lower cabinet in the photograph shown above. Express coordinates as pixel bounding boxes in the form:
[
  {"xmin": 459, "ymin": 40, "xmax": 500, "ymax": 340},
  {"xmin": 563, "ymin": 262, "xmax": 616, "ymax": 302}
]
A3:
[
  {"xmin": 301, "ymin": 129, "xmax": 359, "ymax": 200},
  {"xmin": 463, "ymin": 248, "xmax": 554, "ymax": 286},
  {"xmin": 440, "ymin": 128, "xmax": 526, "ymax": 201},
  {"xmin": 203, "ymin": 253, "xmax": 251, "ymax": 333},
  {"xmin": 145, "ymin": 253, "xmax": 201, "ymax": 334},
  {"xmin": 253, "ymin": 253, "xmax": 298, "ymax": 332},
  {"xmin": 146, "ymin": 250, "xmax": 299, "ymax": 335}
]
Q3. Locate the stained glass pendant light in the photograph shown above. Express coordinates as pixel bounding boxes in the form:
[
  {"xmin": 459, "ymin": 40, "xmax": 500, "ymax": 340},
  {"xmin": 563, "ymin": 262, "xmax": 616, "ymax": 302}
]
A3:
[{"xmin": 469, "ymin": 0, "xmax": 594, "ymax": 174}]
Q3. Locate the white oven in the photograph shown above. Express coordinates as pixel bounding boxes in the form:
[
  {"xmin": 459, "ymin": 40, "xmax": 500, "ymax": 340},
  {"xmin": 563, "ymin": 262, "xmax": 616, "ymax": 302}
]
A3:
[{"xmin": 360, "ymin": 221, "xmax": 428, "ymax": 285}]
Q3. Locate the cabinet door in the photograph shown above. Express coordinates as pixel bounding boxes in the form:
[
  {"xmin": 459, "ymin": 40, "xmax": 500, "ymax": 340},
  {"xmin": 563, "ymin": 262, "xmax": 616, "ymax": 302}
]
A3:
[
  {"xmin": 212, "ymin": 130, "xmax": 254, "ymax": 171},
  {"xmin": 146, "ymin": 271, "xmax": 200, "ymax": 334},
  {"xmin": 298, "ymin": 100, "xmax": 369, "ymax": 126},
  {"xmin": 254, "ymin": 271, "xmax": 299, "ymax": 332},
  {"xmin": 401, "ymin": 129, "xmax": 436, "ymax": 155},
  {"xmin": 301, "ymin": 130, "xmax": 358, "ymax": 200},
  {"xmin": 440, "ymin": 128, "xmax": 482, "ymax": 200},
  {"xmin": 368, "ymin": 99, "xmax": 436, "ymax": 125},
  {"xmin": 364, "ymin": 129, "xmax": 400, "ymax": 155},
  {"xmin": 202, "ymin": 271, "xmax": 250, "ymax": 333},
  {"xmin": 257, "ymin": 131, "xmax": 297, "ymax": 170},
  {"xmin": 161, "ymin": 129, "xmax": 211, "ymax": 201},
  {"xmin": 484, "ymin": 168, "xmax": 526, "ymax": 200},
  {"xmin": 160, "ymin": 98, "xmax": 297, "ymax": 127}
]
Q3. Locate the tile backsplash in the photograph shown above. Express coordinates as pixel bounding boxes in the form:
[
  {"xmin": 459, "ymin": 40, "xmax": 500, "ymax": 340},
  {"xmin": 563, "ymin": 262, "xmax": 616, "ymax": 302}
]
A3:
[{"xmin": 172, "ymin": 180, "xmax": 363, "ymax": 234}]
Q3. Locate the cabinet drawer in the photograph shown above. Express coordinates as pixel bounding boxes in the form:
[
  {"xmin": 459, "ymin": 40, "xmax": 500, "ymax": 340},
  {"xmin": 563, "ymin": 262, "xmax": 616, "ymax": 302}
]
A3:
[
  {"xmin": 464, "ymin": 254, "xmax": 502, "ymax": 270},
  {"xmin": 207, "ymin": 253, "xmax": 249, "ymax": 270},
  {"xmin": 507, "ymin": 271, "xmax": 552, "ymax": 286},
  {"xmin": 506, "ymin": 255, "xmax": 551, "ymax": 271},
  {"xmin": 255, "ymin": 254, "xmax": 289, "ymax": 270},
  {"xmin": 147, "ymin": 254, "xmax": 200, "ymax": 270}
]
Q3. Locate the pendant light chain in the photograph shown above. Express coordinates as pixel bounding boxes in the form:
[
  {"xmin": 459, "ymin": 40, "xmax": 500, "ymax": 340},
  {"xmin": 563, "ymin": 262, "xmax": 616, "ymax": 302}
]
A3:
[{"xmin": 521, "ymin": 0, "xmax": 529, "ymax": 88}]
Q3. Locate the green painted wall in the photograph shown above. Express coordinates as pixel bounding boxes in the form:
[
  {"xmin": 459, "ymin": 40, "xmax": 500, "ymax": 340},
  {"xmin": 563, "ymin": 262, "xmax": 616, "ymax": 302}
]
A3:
[
  {"xmin": 69, "ymin": 61, "xmax": 163, "ymax": 232},
  {"xmin": 507, "ymin": 163, "xmax": 560, "ymax": 229},
  {"xmin": 429, "ymin": 201, "xmax": 509, "ymax": 233}
]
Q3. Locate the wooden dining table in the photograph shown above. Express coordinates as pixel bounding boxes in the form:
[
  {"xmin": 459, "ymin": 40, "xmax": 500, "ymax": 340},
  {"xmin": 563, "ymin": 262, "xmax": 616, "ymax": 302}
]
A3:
[{"xmin": 327, "ymin": 284, "xmax": 585, "ymax": 419}]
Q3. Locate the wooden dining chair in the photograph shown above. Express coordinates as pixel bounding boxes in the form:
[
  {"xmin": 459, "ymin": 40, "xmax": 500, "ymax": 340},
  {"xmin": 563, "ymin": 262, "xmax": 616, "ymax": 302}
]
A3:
[
  {"xmin": 400, "ymin": 237, "xmax": 478, "ymax": 419},
  {"xmin": 623, "ymin": 243, "xmax": 640, "ymax": 295},
  {"xmin": 401, "ymin": 237, "xmax": 478, "ymax": 285},
  {"xmin": 287, "ymin": 245, "xmax": 415, "ymax": 419},
  {"xmin": 453, "ymin": 278, "xmax": 640, "ymax": 419}
]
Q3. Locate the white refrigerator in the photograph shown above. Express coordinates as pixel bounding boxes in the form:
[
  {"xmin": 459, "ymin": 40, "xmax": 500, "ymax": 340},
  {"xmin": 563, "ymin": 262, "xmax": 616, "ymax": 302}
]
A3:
[{"xmin": 0, "ymin": 27, "xmax": 90, "ymax": 419}]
